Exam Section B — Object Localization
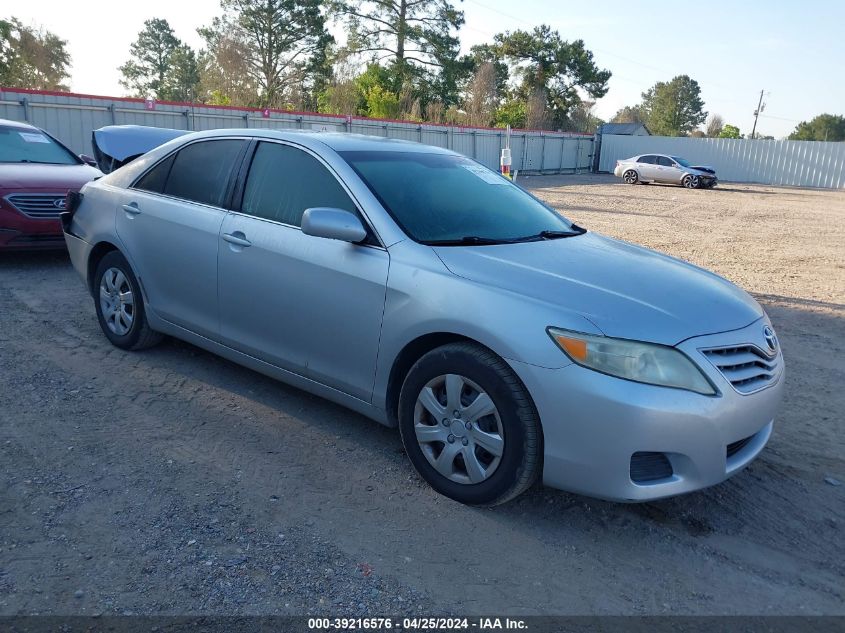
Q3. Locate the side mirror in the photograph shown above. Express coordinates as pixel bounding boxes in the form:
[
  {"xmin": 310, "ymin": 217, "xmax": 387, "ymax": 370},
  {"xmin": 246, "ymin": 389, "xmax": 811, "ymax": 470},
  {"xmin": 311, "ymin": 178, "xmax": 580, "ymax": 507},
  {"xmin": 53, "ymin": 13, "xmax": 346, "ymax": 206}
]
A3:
[
  {"xmin": 79, "ymin": 154, "xmax": 98, "ymax": 167},
  {"xmin": 301, "ymin": 207, "xmax": 368, "ymax": 243}
]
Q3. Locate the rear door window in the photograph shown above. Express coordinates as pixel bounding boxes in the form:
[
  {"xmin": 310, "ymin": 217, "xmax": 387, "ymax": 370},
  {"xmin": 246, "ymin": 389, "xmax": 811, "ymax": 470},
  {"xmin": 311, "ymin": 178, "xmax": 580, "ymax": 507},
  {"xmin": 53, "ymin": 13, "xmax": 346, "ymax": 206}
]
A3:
[
  {"xmin": 638, "ymin": 155, "xmax": 656, "ymax": 164},
  {"xmin": 162, "ymin": 139, "xmax": 246, "ymax": 207},
  {"xmin": 133, "ymin": 155, "xmax": 175, "ymax": 194}
]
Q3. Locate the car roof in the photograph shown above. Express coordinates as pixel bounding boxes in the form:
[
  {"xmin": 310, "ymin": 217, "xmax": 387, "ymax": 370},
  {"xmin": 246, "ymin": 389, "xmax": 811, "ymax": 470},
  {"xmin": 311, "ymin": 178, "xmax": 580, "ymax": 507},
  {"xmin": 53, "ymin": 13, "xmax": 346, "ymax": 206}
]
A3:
[
  {"xmin": 179, "ymin": 128, "xmax": 456, "ymax": 155},
  {"xmin": 0, "ymin": 117, "xmax": 39, "ymax": 131}
]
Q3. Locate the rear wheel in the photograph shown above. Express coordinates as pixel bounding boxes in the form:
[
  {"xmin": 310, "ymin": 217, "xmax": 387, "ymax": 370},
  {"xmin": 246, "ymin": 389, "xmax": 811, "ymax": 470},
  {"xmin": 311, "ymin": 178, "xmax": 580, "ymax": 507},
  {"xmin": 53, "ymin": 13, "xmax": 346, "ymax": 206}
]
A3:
[
  {"xmin": 398, "ymin": 342, "xmax": 541, "ymax": 506},
  {"xmin": 93, "ymin": 251, "xmax": 163, "ymax": 350},
  {"xmin": 682, "ymin": 174, "xmax": 700, "ymax": 189},
  {"xmin": 623, "ymin": 169, "xmax": 639, "ymax": 184}
]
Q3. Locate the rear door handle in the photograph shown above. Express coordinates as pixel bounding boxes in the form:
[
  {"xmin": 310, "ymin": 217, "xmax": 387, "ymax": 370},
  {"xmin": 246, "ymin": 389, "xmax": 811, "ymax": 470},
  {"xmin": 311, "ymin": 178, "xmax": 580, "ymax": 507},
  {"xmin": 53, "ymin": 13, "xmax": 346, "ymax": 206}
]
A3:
[
  {"xmin": 222, "ymin": 232, "xmax": 252, "ymax": 247},
  {"xmin": 122, "ymin": 203, "xmax": 141, "ymax": 215}
]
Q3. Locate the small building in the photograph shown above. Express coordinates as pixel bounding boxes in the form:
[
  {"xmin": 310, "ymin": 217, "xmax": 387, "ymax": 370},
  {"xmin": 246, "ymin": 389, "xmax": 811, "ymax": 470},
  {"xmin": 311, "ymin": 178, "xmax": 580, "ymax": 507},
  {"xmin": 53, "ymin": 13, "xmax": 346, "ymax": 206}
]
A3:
[{"xmin": 592, "ymin": 122, "xmax": 651, "ymax": 171}]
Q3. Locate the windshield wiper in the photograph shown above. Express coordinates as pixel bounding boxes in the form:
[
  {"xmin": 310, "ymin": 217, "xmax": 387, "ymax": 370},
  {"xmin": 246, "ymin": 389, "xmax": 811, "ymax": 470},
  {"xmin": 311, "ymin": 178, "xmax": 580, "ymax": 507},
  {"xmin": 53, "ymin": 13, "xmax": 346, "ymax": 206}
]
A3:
[
  {"xmin": 518, "ymin": 225, "xmax": 587, "ymax": 241},
  {"xmin": 422, "ymin": 235, "xmax": 519, "ymax": 246},
  {"xmin": 2, "ymin": 159, "xmax": 64, "ymax": 164},
  {"xmin": 423, "ymin": 225, "xmax": 586, "ymax": 246}
]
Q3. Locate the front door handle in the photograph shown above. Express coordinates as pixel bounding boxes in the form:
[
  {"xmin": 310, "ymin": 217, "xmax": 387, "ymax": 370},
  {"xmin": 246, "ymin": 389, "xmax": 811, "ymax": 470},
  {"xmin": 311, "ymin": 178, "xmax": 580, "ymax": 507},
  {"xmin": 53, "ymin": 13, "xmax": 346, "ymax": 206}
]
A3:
[
  {"xmin": 222, "ymin": 231, "xmax": 252, "ymax": 247},
  {"xmin": 122, "ymin": 203, "xmax": 141, "ymax": 215}
]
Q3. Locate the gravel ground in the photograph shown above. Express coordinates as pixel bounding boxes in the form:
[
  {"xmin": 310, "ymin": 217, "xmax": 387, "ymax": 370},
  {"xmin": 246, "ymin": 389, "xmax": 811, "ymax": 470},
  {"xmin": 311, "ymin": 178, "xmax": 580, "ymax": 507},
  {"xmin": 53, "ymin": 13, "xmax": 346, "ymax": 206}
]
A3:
[{"xmin": 1, "ymin": 175, "xmax": 843, "ymax": 616}]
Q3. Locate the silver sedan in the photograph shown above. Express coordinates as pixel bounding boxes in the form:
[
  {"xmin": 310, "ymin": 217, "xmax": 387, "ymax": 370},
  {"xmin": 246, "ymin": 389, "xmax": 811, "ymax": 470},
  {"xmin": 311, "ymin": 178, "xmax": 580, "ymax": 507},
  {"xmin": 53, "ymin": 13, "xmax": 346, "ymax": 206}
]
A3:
[
  {"xmin": 614, "ymin": 154, "xmax": 718, "ymax": 188},
  {"xmin": 62, "ymin": 129, "xmax": 782, "ymax": 505}
]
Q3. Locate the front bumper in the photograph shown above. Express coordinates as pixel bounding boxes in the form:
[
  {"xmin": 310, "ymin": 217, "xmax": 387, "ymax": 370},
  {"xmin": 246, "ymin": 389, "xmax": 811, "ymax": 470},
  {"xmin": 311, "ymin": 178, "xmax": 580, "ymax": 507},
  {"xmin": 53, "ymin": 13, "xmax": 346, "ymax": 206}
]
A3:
[
  {"xmin": 0, "ymin": 205, "xmax": 64, "ymax": 250},
  {"xmin": 509, "ymin": 318, "xmax": 784, "ymax": 502}
]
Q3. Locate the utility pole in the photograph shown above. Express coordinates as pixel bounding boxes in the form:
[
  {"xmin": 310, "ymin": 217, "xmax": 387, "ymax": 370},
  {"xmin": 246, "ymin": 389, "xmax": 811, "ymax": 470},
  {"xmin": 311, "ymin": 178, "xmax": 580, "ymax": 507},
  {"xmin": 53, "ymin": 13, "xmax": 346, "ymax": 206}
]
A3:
[{"xmin": 751, "ymin": 89, "xmax": 765, "ymax": 140}]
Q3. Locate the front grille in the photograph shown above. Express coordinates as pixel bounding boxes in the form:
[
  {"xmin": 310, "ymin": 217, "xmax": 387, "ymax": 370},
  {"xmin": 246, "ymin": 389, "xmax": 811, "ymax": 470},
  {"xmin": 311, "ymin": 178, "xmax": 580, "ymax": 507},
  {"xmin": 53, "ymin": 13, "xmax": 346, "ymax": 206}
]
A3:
[
  {"xmin": 630, "ymin": 452, "xmax": 673, "ymax": 483},
  {"xmin": 4, "ymin": 193, "xmax": 67, "ymax": 219},
  {"xmin": 726, "ymin": 435, "xmax": 754, "ymax": 459},
  {"xmin": 702, "ymin": 345, "xmax": 779, "ymax": 394}
]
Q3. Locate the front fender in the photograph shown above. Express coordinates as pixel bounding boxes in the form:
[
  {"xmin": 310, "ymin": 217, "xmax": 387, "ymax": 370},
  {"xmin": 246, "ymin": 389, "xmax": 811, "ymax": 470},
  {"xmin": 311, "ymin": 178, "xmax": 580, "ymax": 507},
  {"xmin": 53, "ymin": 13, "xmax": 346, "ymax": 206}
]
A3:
[{"xmin": 372, "ymin": 241, "xmax": 600, "ymax": 410}]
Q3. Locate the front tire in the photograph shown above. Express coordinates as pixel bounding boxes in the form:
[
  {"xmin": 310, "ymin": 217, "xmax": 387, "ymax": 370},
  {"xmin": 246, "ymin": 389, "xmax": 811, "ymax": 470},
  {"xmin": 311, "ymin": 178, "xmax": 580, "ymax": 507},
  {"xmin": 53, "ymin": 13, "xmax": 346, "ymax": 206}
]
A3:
[
  {"xmin": 93, "ymin": 251, "xmax": 163, "ymax": 350},
  {"xmin": 682, "ymin": 174, "xmax": 701, "ymax": 189},
  {"xmin": 398, "ymin": 342, "xmax": 541, "ymax": 506},
  {"xmin": 623, "ymin": 169, "xmax": 639, "ymax": 184}
]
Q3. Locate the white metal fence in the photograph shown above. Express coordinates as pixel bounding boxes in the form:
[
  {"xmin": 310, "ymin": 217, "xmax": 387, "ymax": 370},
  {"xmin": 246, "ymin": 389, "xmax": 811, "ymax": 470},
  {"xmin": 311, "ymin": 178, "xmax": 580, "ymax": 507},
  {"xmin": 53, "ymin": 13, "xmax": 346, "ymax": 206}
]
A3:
[
  {"xmin": 0, "ymin": 87, "xmax": 594, "ymax": 174},
  {"xmin": 598, "ymin": 134, "xmax": 845, "ymax": 189}
]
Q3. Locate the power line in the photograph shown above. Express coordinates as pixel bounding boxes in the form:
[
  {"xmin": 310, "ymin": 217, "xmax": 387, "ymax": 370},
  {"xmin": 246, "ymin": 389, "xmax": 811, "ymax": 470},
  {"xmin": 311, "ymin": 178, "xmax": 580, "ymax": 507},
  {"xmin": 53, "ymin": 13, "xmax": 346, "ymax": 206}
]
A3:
[
  {"xmin": 465, "ymin": 0, "xmax": 532, "ymax": 26},
  {"xmin": 759, "ymin": 113, "xmax": 801, "ymax": 123}
]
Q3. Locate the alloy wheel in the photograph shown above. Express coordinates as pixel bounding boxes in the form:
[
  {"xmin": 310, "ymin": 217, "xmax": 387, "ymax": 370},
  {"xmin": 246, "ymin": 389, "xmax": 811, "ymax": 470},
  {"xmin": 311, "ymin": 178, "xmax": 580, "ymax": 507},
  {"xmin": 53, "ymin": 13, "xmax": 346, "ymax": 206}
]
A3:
[{"xmin": 684, "ymin": 175, "xmax": 700, "ymax": 189}]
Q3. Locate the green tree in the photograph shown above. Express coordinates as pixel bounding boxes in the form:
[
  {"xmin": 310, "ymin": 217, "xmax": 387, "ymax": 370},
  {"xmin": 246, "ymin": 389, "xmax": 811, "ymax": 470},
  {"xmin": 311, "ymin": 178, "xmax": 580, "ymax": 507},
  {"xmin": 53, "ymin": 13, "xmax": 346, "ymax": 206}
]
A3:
[
  {"xmin": 337, "ymin": 0, "xmax": 463, "ymax": 81},
  {"xmin": 119, "ymin": 18, "xmax": 181, "ymax": 98},
  {"xmin": 494, "ymin": 98, "xmax": 527, "ymax": 129},
  {"xmin": 611, "ymin": 105, "xmax": 645, "ymax": 125},
  {"xmin": 364, "ymin": 84, "xmax": 400, "ymax": 119},
  {"xmin": 640, "ymin": 75, "xmax": 707, "ymax": 136},
  {"xmin": 0, "ymin": 17, "xmax": 70, "ymax": 90},
  {"xmin": 200, "ymin": 0, "xmax": 332, "ymax": 108},
  {"xmin": 160, "ymin": 45, "xmax": 200, "ymax": 102},
  {"xmin": 353, "ymin": 63, "xmax": 395, "ymax": 116},
  {"xmin": 332, "ymin": 0, "xmax": 466, "ymax": 115},
  {"xmin": 788, "ymin": 114, "xmax": 845, "ymax": 142},
  {"xmin": 317, "ymin": 49, "xmax": 364, "ymax": 115},
  {"xmin": 719, "ymin": 124, "xmax": 741, "ymax": 139},
  {"xmin": 494, "ymin": 25, "xmax": 611, "ymax": 129}
]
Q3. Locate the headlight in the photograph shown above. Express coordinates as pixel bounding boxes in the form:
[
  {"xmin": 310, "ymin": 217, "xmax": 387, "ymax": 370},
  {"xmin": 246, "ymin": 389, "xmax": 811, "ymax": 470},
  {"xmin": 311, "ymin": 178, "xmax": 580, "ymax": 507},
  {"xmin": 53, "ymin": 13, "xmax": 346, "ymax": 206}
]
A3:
[{"xmin": 547, "ymin": 327, "xmax": 716, "ymax": 395}]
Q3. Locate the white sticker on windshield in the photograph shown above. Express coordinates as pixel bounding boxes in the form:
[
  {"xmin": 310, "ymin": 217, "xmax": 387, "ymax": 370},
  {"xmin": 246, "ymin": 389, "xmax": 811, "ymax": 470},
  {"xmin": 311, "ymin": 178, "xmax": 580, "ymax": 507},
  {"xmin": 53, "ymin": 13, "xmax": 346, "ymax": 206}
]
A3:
[
  {"xmin": 461, "ymin": 163, "xmax": 507, "ymax": 185},
  {"xmin": 19, "ymin": 132, "xmax": 50, "ymax": 144}
]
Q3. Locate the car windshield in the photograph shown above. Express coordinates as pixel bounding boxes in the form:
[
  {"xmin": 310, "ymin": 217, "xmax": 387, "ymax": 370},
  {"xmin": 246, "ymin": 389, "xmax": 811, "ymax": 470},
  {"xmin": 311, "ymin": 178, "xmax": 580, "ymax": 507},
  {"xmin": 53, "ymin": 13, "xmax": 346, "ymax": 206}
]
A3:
[
  {"xmin": 0, "ymin": 126, "xmax": 79, "ymax": 165},
  {"xmin": 340, "ymin": 151, "xmax": 580, "ymax": 244},
  {"xmin": 672, "ymin": 156, "xmax": 692, "ymax": 167}
]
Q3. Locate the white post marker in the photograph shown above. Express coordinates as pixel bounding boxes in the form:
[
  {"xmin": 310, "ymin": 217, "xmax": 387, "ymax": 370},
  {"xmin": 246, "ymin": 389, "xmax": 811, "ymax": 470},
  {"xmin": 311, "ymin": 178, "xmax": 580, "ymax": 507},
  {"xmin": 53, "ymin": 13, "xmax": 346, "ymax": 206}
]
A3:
[{"xmin": 500, "ymin": 125, "xmax": 512, "ymax": 180}]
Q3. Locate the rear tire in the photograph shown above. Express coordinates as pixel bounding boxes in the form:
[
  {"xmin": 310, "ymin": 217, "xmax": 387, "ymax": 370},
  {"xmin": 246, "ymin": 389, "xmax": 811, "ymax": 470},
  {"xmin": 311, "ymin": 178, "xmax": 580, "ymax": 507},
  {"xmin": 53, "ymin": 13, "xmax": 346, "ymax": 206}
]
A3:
[
  {"xmin": 93, "ymin": 251, "xmax": 163, "ymax": 351},
  {"xmin": 623, "ymin": 169, "xmax": 639, "ymax": 184},
  {"xmin": 398, "ymin": 342, "xmax": 541, "ymax": 506}
]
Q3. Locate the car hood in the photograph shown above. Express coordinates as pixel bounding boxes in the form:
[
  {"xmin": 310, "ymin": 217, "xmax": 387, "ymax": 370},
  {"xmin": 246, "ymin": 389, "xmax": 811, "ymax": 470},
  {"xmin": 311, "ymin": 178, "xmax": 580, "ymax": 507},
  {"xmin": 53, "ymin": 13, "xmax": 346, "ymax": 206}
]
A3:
[
  {"xmin": 433, "ymin": 232, "xmax": 762, "ymax": 345},
  {"xmin": 0, "ymin": 163, "xmax": 102, "ymax": 191},
  {"xmin": 689, "ymin": 165, "xmax": 716, "ymax": 174}
]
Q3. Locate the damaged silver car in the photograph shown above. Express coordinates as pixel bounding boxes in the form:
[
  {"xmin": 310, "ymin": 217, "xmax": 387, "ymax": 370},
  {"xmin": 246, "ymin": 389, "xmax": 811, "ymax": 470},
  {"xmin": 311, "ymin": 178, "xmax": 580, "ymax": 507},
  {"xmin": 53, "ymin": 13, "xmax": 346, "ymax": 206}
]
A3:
[{"xmin": 614, "ymin": 154, "xmax": 718, "ymax": 189}]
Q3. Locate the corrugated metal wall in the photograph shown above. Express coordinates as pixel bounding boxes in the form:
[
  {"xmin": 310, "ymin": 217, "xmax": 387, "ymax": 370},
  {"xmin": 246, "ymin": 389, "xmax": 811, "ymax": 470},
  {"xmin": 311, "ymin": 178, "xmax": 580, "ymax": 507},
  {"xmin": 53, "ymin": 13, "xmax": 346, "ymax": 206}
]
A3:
[
  {"xmin": 0, "ymin": 88, "xmax": 593, "ymax": 174},
  {"xmin": 598, "ymin": 134, "xmax": 845, "ymax": 189}
]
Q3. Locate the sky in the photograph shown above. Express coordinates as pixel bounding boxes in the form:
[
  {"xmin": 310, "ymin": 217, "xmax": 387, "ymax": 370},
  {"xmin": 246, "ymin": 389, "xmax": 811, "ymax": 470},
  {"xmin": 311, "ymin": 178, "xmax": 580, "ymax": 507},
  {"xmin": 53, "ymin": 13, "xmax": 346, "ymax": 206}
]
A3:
[{"xmin": 8, "ymin": 0, "xmax": 845, "ymax": 138}]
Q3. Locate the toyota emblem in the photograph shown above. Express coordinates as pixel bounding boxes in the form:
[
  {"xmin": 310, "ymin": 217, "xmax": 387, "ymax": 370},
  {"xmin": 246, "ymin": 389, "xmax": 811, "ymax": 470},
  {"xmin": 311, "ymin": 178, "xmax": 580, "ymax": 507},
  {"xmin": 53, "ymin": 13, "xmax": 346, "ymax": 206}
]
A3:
[
  {"xmin": 53, "ymin": 198, "xmax": 66, "ymax": 209},
  {"xmin": 763, "ymin": 325, "xmax": 777, "ymax": 354}
]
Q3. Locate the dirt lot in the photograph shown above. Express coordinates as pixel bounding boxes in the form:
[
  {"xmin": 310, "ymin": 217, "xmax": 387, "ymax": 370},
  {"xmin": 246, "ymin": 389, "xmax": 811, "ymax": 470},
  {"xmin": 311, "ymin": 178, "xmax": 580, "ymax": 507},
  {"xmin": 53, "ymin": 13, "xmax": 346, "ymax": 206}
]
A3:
[{"xmin": 1, "ymin": 175, "xmax": 843, "ymax": 616}]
